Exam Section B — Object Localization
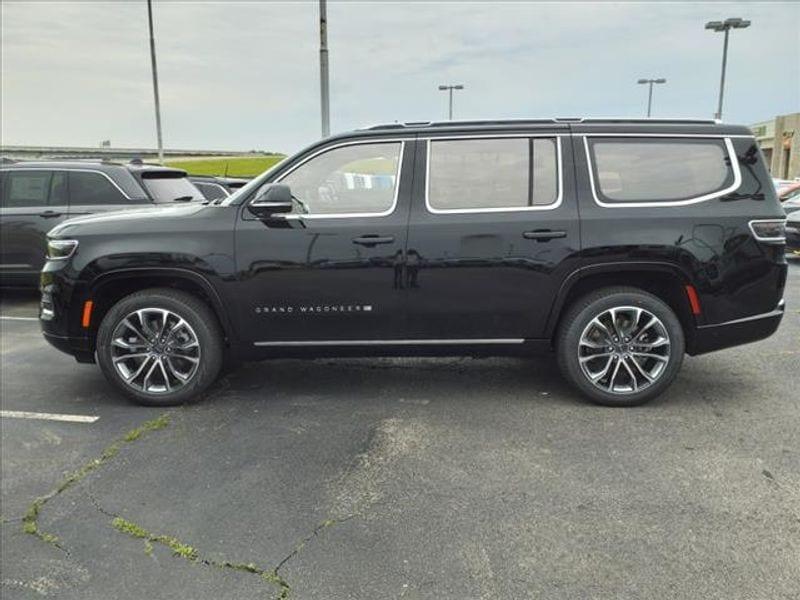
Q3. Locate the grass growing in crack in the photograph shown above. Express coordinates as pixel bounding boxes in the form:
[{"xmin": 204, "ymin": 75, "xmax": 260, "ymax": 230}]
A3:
[
  {"xmin": 21, "ymin": 414, "xmax": 171, "ymax": 548},
  {"xmin": 111, "ymin": 516, "xmax": 291, "ymax": 598},
  {"xmin": 112, "ymin": 517, "xmax": 198, "ymax": 560}
]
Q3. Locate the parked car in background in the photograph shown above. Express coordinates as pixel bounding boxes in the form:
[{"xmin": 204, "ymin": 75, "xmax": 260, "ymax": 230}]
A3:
[
  {"xmin": 40, "ymin": 118, "xmax": 787, "ymax": 408},
  {"xmin": 0, "ymin": 161, "xmax": 203, "ymax": 287},
  {"xmin": 188, "ymin": 175, "xmax": 249, "ymax": 201},
  {"xmin": 777, "ymin": 181, "xmax": 800, "ymax": 215},
  {"xmin": 785, "ymin": 211, "xmax": 800, "ymax": 256}
]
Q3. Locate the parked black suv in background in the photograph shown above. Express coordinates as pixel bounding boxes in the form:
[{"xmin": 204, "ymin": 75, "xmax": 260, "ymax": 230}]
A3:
[
  {"xmin": 39, "ymin": 118, "xmax": 787, "ymax": 407},
  {"xmin": 0, "ymin": 161, "xmax": 203, "ymax": 286}
]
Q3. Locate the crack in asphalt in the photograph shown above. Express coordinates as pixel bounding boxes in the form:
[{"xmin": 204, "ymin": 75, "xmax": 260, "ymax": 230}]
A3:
[
  {"xmin": 16, "ymin": 405, "xmax": 355, "ymax": 599},
  {"xmin": 90, "ymin": 497, "xmax": 351, "ymax": 600},
  {"xmin": 20, "ymin": 413, "xmax": 171, "ymax": 550}
]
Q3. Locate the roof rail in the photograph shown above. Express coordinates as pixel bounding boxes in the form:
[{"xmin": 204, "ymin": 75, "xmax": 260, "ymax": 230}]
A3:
[{"xmin": 362, "ymin": 117, "xmax": 720, "ymax": 130}]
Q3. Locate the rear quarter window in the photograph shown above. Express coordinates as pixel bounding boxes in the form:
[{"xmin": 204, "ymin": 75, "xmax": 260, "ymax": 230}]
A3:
[
  {"xmin": 69, "ymin": 171, "xmax": 128, "ymax": 205},
  {"xmin": 586, "ymin": 137, "xmax": 738, "ymax": 206}
]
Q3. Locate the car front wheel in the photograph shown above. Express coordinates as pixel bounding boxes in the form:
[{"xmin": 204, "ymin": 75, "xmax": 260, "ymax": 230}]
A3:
[
  {"xmin": 557, "ymin": 287, "xmax": 685, "ymax": 407},
  {"xmin": 96, "ymin": 288, "xmax": 223, "ymax": 406}
]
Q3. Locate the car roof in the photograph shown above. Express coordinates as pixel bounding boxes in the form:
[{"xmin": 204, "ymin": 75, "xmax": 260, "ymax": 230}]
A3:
[
  {"xmin": 0, "ymin": 160, "xmax": 187, "ymax": 177},
  {"xmin": 338, "ymin": 117, "xmax": 753, "ymax": 139}
]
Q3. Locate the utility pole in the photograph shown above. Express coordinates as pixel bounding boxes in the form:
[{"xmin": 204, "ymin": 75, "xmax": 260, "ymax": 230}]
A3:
[
  {"xmin": 146, "ymin": 0, "xmax": 164, "ymax": 164},
  {"xmin": 705, "ymin": 17, "xmax": 751, "ymax": 120},
  {"xmin": 438, "ymin": 84, "xmax": 464, "ymax": 120},
  {"xmin": 319, "ymin": 0, "xmax": 330, "ymax": 138},
  {"xmin": 636, "ymin": 78, "xmax": 666, "ymax": 118}
]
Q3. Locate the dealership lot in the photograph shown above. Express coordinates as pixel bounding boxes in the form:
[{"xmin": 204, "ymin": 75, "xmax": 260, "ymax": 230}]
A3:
[{"xmin": 1, "ymin": 263, "xmax": 798, "ymax": 600}]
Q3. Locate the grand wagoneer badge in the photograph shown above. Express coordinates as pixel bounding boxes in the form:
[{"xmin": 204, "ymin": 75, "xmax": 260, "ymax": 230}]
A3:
[{"xmin": 254, "ymin": 304, "xmax": 373, "ymax": 315}]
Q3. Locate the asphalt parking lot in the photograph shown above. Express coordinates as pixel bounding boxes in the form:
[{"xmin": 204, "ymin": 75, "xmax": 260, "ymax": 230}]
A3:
[{"xmin": 1, "ymin": 262, "xmax": 799, "ymax": 600}]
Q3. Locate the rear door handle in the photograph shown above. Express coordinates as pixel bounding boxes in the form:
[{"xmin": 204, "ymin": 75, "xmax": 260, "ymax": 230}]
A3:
[
  {"xmin": 352, "ymin": 235, "xmax": 395, "ymax": 247},
  {"xmin": 523, "ymin": 229, "xmax": 567, "ymax": 241},
  {"xmin": 39, "ymin": 210, "xmax": 62, "ymax": 218}
]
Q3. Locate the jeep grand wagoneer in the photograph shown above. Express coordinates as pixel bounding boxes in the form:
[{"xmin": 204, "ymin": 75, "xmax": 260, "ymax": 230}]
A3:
[{"xmin": 40, "ymin": 118, "xmax": 787, "ymax": 406}]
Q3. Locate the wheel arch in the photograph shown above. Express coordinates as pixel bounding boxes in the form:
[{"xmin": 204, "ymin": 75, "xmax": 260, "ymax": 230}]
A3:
[
  {"xmin": 546, "ymin": 262, "xmax": 698, "ymax": 351},
  {"xmin": 86, "ymin": 268, "xmax": 235, "ymax": 348}
]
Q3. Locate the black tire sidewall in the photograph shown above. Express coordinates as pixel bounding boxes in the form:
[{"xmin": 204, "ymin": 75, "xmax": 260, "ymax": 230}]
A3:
[
  {"xmin": 96, "ymin": 289, "xmax": 223, "ymax": 406},
  {"xmin": 557, "ymin": 288, "xmax": 685, "ymax": 407}
]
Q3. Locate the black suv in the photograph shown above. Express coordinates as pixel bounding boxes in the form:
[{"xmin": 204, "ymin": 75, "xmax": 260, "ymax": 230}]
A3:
[
  {"xmin": 40, "ymin": 118, "xmax": 787, "ymax": 407},
  {"xmin": 0, "ymin": 161, "xmax": 203, "ymax": 287}
]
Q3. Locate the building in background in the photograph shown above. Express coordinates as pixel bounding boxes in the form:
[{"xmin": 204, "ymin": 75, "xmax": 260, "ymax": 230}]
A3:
[{"xmin": 751, "ymin": 113, "xmax": 799, "ymax": 180}]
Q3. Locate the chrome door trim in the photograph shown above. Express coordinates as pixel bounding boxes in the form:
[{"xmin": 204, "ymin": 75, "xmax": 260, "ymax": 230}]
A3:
[{"xmin": 254, "ymin": 338, "xmax": 525, "ymax": 347}]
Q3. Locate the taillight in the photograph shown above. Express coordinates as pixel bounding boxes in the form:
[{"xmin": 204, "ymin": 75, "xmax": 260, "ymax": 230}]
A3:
[{"xmin": 748, "ymin": 219, "xmax": 786, "ymax": 244}]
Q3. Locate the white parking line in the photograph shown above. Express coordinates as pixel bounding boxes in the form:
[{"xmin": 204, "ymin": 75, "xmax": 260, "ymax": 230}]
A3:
[
  {"xmin": 0, "ymin": 316, "xmax": 39, "ymax": 322},
  {"xmin": 0, "ymin": 410, "xmax": 99, "ymax": 423}
]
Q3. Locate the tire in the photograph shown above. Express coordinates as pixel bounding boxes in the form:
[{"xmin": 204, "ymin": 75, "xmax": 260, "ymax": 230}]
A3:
[
  {"xmin": 96, "ymin": 288, "xmax": 223, "ymax": 406},
  {"xmin": 556, "ymin": 286, "xmax": 685, "ymax": 407}
]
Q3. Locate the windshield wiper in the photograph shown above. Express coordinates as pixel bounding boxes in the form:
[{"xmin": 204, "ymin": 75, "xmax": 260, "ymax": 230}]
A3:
[{"xmin": 172, "ymin": 195, "xmax": 194, "ymax": 203}]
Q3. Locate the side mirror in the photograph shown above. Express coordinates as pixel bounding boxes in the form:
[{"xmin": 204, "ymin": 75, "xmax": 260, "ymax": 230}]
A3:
[{"xmin": 248, "ymin": 183, "xmax": 294, "ymax": 218}]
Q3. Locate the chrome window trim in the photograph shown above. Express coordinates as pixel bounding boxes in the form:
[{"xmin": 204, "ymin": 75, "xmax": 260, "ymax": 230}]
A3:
[
  {"xmin": 268, "ymin": 138, "xmax": 406, "ymax": 220},
  {"xmin": 0, "ymin": 167, "xmax": 134, "ymax": 201},
  {"xmin": 748, "ymin": 218, "xmax": 787, "ymax": 243},
  {"xmin": 254, "ymin": 338, "xmax": 525, "ymax": 347},
  {"xmin": 424, "ymin": 135, "xmax": 563, "ymax": 215},
  {"xmin": 579, "ymin": 133, "xmax": 754, "ymax": 139},
  {"xmin": 583, "ymin": 135, "xmax": 742, "ymax": 208}
]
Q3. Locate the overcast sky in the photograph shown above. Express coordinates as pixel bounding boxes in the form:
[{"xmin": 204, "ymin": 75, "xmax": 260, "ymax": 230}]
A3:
[{"xmin": 1, "ymin": 1, "xmax": 798, "ymax": 153}]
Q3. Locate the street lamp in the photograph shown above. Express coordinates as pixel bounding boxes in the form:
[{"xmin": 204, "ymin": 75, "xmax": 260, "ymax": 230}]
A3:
[
  {"xmin": 637, "ymin": 78, "xmax": 666, "ymax": 118},
  {"xmin": 438, "ymin": 84, "xmax": 464, "ymax": 120},
  {"xmin": 146, "ymin": 0, "xmax": 164, "ymax": 164},
  {"xmin": 319, "ymin": 0, "xmax": 330, "ymax": 138},
  {"xmin": 705, "ymin": 17, "xmax": 751, "ymax": 120}
]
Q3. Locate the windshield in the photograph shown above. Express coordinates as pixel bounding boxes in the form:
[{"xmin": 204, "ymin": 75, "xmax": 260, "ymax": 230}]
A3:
[
  {"xmin": 220, "ymin": 156, "xmax": 288, "ymax": 206},
  {"xmin": 142, "ymin": 176, "xmax": 205, "ymax": 203}
]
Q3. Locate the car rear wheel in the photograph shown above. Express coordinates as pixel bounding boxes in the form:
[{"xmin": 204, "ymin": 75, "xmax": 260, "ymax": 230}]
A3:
[
  {"xmin": 96, "ymin": 288, "xmax": 223, "ymax": 406},
  {"xmin": 556, "ymin": 287, "xmax": 685, "ymax": 407}
]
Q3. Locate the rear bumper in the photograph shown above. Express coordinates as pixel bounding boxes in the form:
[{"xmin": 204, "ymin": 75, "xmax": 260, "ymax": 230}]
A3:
[{"xmin": 688, "ymin": 299, "xmax": 785, "ymax": 355}]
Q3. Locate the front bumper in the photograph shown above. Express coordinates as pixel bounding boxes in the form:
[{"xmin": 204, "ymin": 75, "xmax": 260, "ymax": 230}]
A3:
[{"xmin": 689, "ymin": 299, "xmax": 785, "ymax": 355}]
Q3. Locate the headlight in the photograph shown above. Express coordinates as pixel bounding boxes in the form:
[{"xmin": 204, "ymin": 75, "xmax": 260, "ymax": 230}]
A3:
[{"xmin": 47, "ymin": 239, "xmax": 79, "ymax": 260}]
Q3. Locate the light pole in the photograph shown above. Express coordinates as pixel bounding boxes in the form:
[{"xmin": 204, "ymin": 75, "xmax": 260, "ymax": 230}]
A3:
[
  {"xmin": 705, "ymin": 17, "xmax": 751, "ymax": 120},
  {"xmin": 438, "ymin": 84, "xmax": 464, "ymax": 120},
  {"xmin": 146, "ymin": 0, "xmax": 164, "ymax": 164},
  {"xmin": 319, "ymin": 0, "xmax": 330, "ymax": 138},
  {"xmin": 637, "ymin": 78, "xmax": 666, "ymax": 118}
]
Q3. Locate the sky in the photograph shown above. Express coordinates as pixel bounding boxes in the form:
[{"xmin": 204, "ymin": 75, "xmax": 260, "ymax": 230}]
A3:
[{"xmin": 1, "ymin": 1, "xmax": 798, "ymax": 154}]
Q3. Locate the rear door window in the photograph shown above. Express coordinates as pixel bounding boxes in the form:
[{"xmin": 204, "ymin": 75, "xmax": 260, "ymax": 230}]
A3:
[
  {"xmin": 2, "ymin": 171, "xmax": 53, "ymax": 208},
  {"xmin": 426, "ymin": 137, "xmax": 560, "ymax": 212},
  {"xmin": 68, "ymin": 171, "xmax": 128, "ymax": 205},
  {"xmin": 586, "ymin": 138, "xmax": 737, "ymax": 205}
]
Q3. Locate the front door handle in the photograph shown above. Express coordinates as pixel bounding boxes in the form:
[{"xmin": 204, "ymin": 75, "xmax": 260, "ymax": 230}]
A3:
[
  {"xmin": 522, "ymin": 229, "xmax": 567, "ymax": 241},
  {"xmin": 39, "ymin": 210, "xmax": 62, "ymax": 218},
  {"xmin": 352, "ymin": 235, "xmax": 395, "ymax": 247}
]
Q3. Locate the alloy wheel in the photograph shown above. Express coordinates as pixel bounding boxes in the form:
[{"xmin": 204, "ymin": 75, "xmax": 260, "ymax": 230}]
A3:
[
  {"xmin": 577, "ymin": 305, "xmax": 671, "ymax": 395},
  {"xmin": 109, "ymin": 308, "xmax": 201, "ymax": 395}
]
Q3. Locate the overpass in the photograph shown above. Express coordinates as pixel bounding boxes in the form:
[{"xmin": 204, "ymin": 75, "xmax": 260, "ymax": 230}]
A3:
[{"xmin": 0, "ymin": 145, "xmax": 272, "ymax": 161}]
